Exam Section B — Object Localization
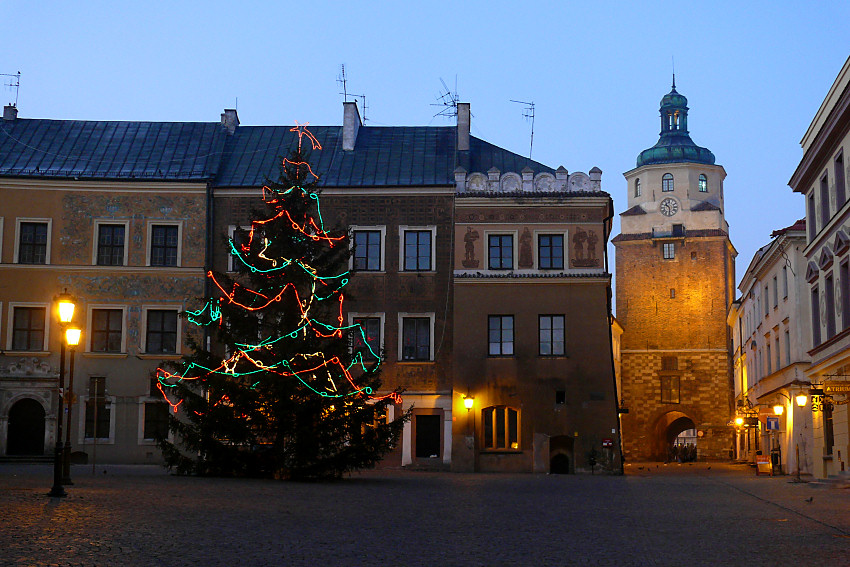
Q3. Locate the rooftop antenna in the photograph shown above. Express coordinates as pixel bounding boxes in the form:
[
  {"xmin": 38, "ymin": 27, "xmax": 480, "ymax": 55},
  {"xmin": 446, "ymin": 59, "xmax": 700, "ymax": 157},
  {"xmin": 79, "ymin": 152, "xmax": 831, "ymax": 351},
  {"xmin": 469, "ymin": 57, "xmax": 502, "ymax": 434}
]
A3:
[
  {"xmin": 672, "ymin": 56, "xmax": 676, "ymax": 89},
  {"xmin": 2, "ymin": 71, "xmax": 20, "ymax": 106},
  {"xmin": 432, "ymin": 76, "xmax": 459, "ymax": 119},
  {"xmin": 337, "ymin": 64, "xmax": 368, "ymax": 121},
  {"xmin": 510, "ymin": 99, "xmax": 535, "ymax": 158}
]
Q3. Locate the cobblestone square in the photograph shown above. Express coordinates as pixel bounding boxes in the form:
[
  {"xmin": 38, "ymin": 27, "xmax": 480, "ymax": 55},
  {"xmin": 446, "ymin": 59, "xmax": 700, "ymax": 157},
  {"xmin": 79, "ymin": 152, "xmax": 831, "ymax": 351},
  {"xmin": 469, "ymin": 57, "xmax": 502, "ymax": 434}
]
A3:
[{"xmin": 0, "ymin": 462, "xmax": 847, "ymax": 566}]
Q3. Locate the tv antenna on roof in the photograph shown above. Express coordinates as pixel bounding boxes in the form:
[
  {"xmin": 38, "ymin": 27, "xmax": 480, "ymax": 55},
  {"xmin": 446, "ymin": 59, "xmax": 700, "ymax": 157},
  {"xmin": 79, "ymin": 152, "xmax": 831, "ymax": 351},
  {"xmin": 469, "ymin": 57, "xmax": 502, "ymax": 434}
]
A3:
[
  {"xmin": 432, "ymin": 77, "xmax": 459, "ymax": 119},
  {"xmin": 2, "ymin": 71, "xmax": 20, "ymax": 106},
  {"xmin": 337, "ymin": 64, "xmax": 368, "ymax": 121},
  {"xmin": 510, "ymin": 99, "xmax": 535, "ymax": 158}
]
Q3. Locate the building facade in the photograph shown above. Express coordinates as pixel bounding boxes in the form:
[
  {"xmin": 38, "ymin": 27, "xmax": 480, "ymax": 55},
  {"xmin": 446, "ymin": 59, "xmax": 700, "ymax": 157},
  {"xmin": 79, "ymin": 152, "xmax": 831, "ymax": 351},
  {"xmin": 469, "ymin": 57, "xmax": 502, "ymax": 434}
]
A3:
[
  {"xmin": 789, "ymin": 55, "xmax": 850, "ymax": 478},
  {"xmin": 0, "ymin": 102, "xmax": 622, "ymax": 472},
  {"xmin": 613, "ymin": 82, "xmax": 736, "ymax": 461},
  {"xmin": 729, "ymin": 220, "xmax": 813, "ymax": 474}
]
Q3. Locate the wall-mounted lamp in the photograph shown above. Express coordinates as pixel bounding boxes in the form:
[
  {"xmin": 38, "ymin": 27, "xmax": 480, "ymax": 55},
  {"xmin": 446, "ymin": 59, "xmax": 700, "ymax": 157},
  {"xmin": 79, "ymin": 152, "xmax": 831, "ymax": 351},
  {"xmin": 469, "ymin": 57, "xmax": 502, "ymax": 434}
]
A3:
[
  {"xmin": 463, "ymin": 396, "xmax": 474, "ymax": 411},
  {"xmin": 734, "ymin": 417, "xmax": 744, "ymax": 426},
  {"xmin": 773, "ymin": 404, "xmax": 784, "ymax": 416},
  {"xmin": 795, "ymin": 393, "xmax": 807, "ymax": 407}
]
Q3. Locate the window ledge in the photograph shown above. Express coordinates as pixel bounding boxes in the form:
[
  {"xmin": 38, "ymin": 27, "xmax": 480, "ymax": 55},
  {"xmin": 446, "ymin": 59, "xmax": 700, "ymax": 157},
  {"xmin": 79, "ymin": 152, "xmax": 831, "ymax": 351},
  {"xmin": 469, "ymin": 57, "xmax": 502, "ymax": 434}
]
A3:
[
  {"xmin": 83, "ymin": 352, "xmax": 129, "ymax": 359},
  {"xmin": 400, "ymin": 271, "xmax": 437, "ymax": 275},
  {"xmin": 137, "ymin": 353, "xmax": 182, "ymax": 360},
  {"xmin": 397, "ymin": 360, "xmax": 434, "ymax": 365},
  {"xmin": 481, "ymin": 450, "xmax": 523, "ymax": 454},
  {"xmin": 6, "ymin": 351, "xmax": 49, "ymax": 356}
]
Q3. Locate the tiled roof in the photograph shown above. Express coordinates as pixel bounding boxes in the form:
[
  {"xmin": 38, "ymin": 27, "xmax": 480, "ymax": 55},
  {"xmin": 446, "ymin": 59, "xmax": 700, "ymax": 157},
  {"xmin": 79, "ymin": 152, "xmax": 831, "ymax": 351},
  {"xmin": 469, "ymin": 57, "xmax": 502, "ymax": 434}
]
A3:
[
  {"xmin": 620, "ymin": 205, "xmax": 647, "ymax": 216},
  {"xmin": 213, "ymin": 126, "xmax": 554, "ymax": 188},
  {"xmin": 611, "ymin": 228, "xmax": 728, "ymax": 243},
  {"xmin": 691, "ymin": 201, "xmax": 721, "ymax": 212},
  {"xmin": 0, "ymin": 119, "xmax": 226, "ymax": 180}
]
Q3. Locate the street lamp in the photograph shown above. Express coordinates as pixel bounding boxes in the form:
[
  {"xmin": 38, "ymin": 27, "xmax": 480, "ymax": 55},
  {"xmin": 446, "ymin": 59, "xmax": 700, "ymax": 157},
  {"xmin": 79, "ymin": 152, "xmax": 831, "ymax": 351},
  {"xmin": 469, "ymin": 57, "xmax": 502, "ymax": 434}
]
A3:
[
  {"xmin": 48, "ymin": 291, "xmax": 76, "ymax": 498},
  {"xmin": 62, "ymin": 326, "xmax": 81, "ymax": 485},
  {"xmin": 464, "ymin": 396, "xmax": 474, "ymax": 411},
  {"xmin": 773, "ymin": 404, "xmax": 784, "ymax": 415},
  {"xmin": 795, "ymin": 393, "xmax": 807, "ymax": 407}
]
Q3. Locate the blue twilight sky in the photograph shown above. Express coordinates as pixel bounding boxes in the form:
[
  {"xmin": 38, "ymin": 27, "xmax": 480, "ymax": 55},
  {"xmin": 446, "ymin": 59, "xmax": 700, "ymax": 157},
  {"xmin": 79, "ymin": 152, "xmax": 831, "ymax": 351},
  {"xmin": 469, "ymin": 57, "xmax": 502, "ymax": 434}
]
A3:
[{"xmin": 3, "ymin": 1, "xmax": 849, "ymax": 293}]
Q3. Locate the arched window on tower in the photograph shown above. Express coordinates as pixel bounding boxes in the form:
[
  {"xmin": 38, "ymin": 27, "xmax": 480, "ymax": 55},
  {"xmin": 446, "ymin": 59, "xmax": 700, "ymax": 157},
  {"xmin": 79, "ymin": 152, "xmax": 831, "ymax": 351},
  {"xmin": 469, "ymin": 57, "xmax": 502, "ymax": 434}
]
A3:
[
  {"xmin": 662, "ymin": 173, "xmax": 674, "ymax": 192},
  {"xmin": 673, "ymin": 110, "xmax": 679, "ymax": 129},
  {"xmin": 699, "ymin": 174, "xmax": 708, "ymax": 192},
  {"xmin": 635, "ymin": 178, "xmax": 641, "ymax": 197}
]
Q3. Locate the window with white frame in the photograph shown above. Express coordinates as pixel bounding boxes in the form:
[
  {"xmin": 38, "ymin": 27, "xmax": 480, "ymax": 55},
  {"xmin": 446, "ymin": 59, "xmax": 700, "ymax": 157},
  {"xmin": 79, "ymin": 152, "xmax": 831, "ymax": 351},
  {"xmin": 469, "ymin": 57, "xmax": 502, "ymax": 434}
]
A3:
[
  {"xmin": 16, "ymin": 219, "xmax": 51, "ymax": 264},
  {"xmin": 228, "ymin": 225, "xmax": 252, "ymax": 272},
  {"xmin": 143, "ymin": 308, "xmax": 180, "ymax": 354},
  {"xmin": 148, "ymin": 222, "xmax": 181, "ymax": 267},
  {"xmin": 538, "ymin": 234, "xmax": 564, "ymax": 270},
  {"xmin": 95, "ymin": 221, "xmax": 127, "ymax": 266},
  {"xmin": 140, "ymin": 379, "xmax": 170, "ymax": 443},
  {"xmin": 662, "ymin": 173, "xmax": 674, "ymax": 192},
  {"xmin": 698, "ymin": 174, "xmax": 708, "ymax": 192},
  {"xmin": 488, "ymin": 315, "xmax": 514, "ymax": 356},
  {"xmin": 634, "ymin": 178, "xmax": 641, "ymax": 197},
  {"xmin": 399, "ymin": 313, "xmax": 434, "ymax": 361},
  {"xmin": 9, "ymin": 304, "xmax": 47, "ymax": 352},
  {"xmin": 352, "ymin": 227, "xmax": 385, "ymax": 272},
  {"xmin": 400, "ymin": 227, "xmax": 435, "ymax": 271},
  {"xmin": 351, "ymin": 314, "xmax": 383, "ymax": 361},
  {"xmin": 662, "ymin": 242, "xmax": 675, "ymax": 260},
  {"xmin": 89, "ymin": 307, "xmax": 125, "ymax": 353},
  {"xmin": 83, "ymin": 376, "xmax": 114, "ymax": 442},
  {"xmin": 539, "ymin": 315, "xmax": 565, "ymax": 356}
]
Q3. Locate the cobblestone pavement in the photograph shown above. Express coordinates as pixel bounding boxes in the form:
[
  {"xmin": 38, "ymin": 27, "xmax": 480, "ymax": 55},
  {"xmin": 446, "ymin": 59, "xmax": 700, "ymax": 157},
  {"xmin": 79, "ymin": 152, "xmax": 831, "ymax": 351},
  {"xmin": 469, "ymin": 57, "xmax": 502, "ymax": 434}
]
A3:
[{"xmin": 0, "ymin": 461, "xmax": 847, "ymax": 566}]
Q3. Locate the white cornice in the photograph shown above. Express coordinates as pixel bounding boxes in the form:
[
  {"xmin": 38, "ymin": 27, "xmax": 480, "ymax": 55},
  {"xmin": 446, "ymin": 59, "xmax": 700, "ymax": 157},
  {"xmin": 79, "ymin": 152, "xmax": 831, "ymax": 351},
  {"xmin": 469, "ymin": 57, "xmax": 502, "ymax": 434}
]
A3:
[{"xmin": 0, "ymin": 178, "xmax": 206, "ymax": 193}]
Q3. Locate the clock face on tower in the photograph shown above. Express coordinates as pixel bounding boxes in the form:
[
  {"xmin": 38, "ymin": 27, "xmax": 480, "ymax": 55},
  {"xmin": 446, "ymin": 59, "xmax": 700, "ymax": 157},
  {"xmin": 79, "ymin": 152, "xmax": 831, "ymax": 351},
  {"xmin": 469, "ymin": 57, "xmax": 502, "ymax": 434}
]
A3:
[{"xmin": 659, "ymin": 198, "xmax": 679, "ymax": 217}]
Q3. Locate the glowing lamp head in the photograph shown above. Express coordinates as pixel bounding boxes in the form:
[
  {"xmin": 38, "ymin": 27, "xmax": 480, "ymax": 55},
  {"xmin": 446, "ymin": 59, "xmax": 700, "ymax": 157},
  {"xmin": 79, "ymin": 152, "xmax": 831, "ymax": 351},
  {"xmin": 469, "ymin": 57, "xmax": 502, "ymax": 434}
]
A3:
[
  {"xmin": 56, "ymin": 292, "xmax": 76, "ymax": 324},
  {"xmin": 65, "ymin": 327, "xmax": 82, "ymax": 347},
  {"xmin": 796, "ymin": 393, "xmax": 807, "ymax": 407},
  {"xmin": 734, "ymin": 417, "xmax": 744, "ymax": 426},
  {"xmin": 463, "ymin": 396, "xmax": 474, "ymax": 410},
  {"xmin": 773, "ymin": 404, "xmax": 784, "ymax": 415}
]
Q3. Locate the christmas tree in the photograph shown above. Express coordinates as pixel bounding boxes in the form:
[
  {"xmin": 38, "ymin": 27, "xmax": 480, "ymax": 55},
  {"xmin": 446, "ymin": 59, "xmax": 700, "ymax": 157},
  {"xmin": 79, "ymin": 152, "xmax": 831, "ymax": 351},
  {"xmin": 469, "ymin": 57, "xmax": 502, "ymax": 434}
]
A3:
[{"xmin": 157, "ymin": 124, "xmax": 406, "ymax": 480}]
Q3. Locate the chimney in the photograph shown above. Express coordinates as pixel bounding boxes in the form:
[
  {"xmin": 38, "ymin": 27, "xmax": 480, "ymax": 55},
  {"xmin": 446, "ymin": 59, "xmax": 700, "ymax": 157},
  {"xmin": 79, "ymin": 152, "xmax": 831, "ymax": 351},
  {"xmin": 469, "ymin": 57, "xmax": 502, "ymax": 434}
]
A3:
[
  {"xmin": 457, "ymin": 102, "xmax": 470, "ymax": 151},
  {"xmin": 220, "ymin": 109, "xmax": 239, "ymax": 134},
  {"xmin": 3, "ymin": 104, "xmax": 18, "ymax": 121},
  {"xmin": 342, "ymin": 101, "xmax": 361, "ymax": 151}
]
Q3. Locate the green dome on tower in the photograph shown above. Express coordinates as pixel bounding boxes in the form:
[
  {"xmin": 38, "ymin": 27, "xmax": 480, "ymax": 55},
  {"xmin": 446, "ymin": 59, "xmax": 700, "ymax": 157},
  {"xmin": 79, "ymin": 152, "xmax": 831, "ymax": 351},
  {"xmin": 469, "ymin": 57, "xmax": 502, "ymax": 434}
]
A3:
[{"xmin": 636, "ymin": 78, "xmax": 715, "ymax": 167}]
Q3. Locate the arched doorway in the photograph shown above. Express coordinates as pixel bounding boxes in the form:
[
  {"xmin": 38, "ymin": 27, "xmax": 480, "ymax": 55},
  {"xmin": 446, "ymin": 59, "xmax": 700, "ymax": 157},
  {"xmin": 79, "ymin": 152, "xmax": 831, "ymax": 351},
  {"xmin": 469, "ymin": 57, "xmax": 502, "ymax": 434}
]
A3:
[
  {"xmin": 652, "ymin": 411, "xmax": 696, "ymax": 461},
  {"xmin": 549, "ymin": 435, "xmax": 574, "ymax": 474},
  {"xmin": 7, "ymin": 398, "xmax": 46, "ymax": 455}
]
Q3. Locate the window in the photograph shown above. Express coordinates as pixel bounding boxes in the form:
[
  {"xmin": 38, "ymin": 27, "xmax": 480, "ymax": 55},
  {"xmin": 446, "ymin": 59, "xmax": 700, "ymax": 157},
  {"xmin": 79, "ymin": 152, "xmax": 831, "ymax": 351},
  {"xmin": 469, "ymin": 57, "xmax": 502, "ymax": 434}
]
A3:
[
  {"xmin": 784, "ymin": 329, "xmax": 791, "ymax": 366},
  {"xmin": 775, "ymin": 334, "xmax": 780, "ymax": 371},
  {"xmin": 842, "ymin": 260, "xmax": 850, "ymax": 330},
  {"xmin": 698, "ymin": 174, "xmax": 708, "ymax": 192},
  {"xmin": 228, "ymin": 226, "xmax": 251, "ymax": 272},
  {"xmin": 661, "ymin": 356, "xmax": 678, "ymax": 371},
  {"xmin": 782, "ymin": 266, "xmax": 789, "ymax": 299},
  {"xmin": 764, "ymin": 285, "xmax": 770, "ymax": 317},
  {"xmin": 488, "ymin": 234, "xmax": 513, "ymax": 270},
  {"xmin": 807, "ymin": 192, "xmax": 817, "ymax": 240},
  {"xmin": 555, "ymin": 390, "xmax": 566, "ymax": 405},
  {"xmin": 662, "ymin": 173, "xmax": 674, "ymax": 192},
  {"xmin": 84, "ymin": 377, "xmax": 111, "ymax": 440},
  {"xmin": 482, "ymin": 406, "xmax": 519, "ymax": 450},
  {"xmin": 403, "ymin": 229, "xmax": 432, "ymax": 271},
  {"xmin": 772, "ymin": 276, "xmax": 778, "ymax": 308},
  {"xmin": 401, "ymin": 316, "xmax": 431, "ymax": 361},
  {"xmin": 353, "ymin": 230, "xmax": 382, "ymax": 271},
  {"xmin": 825, "ymin": 273, "xmax": 836, "ymax": 339},
  {"xmin": 670, "ymin": 288, "xmax": 676, "ymax": 299},
  {"xmin": 661, "ymin": 376, "xmax": 680, "ymax": 403},
  {"xmin": 538, "ymin": 234, "xmax": 564, "ymax": 269},
  {"xmin": 352, "ymin": 316, "xmax": 382, "ymax": 360},
  {"xmin": 824, "ymin": 401, "xmax": 835, "ymax": 455},
  {"xmin": 634, "ymin": 178, "xmax": 641, "ymax": 197},
  {"xmin": 820, "ymin": 173, "xmax": 830, "ymax": 228},
  {"xmin": 539, "ymin": 315, "xmax": 565, "ymax": 356},
  {"xmin": 96, "ymin": 223, "xmax": 125, "ymax": 266},
  {"xmin": 91, "ymin": 308, "xmax": 123, "ymax": 353},
  {"xmin": 836, "ymin": 151, "xmax": 846, "ymax": 210},
  {"xmin": 488, "ymin": 315, "xmax": 514, "ymax": 356},
  {"xmin": 811, "ymin": 286, "xmax": 821, "ymax": 347},
  {"xmin": 145, "ymin": 309, "xmax": 178, "ymax": 354},
  {"xmin": 766, "ymin": 341, "xmax": 772, "ymax": 375},
  {"xmin": 662, "ymin": 243, "xmax": 675, "ymax": 260},
  {"xmin": 150, "ymin": 224, "xmax": 179, "ymax": 267},
  {"xmin": 11, "ymin": 306, "xmax": 46, "ymax": 351},
  {"xmin": 17, "ymin": 221, "xmax": 49, "ymax": 264}
]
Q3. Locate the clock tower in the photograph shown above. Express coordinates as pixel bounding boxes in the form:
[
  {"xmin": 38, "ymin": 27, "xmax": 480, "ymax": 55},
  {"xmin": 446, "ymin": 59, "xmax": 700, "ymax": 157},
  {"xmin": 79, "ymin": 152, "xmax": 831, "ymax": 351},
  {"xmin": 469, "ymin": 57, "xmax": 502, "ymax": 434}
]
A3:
[{"xmin": 613, "ymin": 80, "xmax": 736, "ymax": 461}]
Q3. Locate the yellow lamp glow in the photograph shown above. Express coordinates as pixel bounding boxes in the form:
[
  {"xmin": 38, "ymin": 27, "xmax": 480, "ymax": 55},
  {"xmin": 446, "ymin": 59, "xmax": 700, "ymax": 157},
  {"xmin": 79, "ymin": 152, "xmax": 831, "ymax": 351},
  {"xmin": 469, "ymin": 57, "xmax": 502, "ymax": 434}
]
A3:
[
  {"xmin": 57, "ymin": 294, "xmax": 76, "ymax": 324},
  {"xmin": 773, "ymin": 404, "xmax": 784, "ymax": 415},
  {"xmin": 796, "ymin": 393, "xmax": 807, "ymax": 407},
  {"xmin": 65, "ymin": 327, "xmax": 82, "ymax": 347},
  {"xmin": 735, "ymin": 417, "xmax": 744, "ymax": 426},
  {"xmin": 463, "ymin": 396, "xmax": 474, "ymax": 410}
]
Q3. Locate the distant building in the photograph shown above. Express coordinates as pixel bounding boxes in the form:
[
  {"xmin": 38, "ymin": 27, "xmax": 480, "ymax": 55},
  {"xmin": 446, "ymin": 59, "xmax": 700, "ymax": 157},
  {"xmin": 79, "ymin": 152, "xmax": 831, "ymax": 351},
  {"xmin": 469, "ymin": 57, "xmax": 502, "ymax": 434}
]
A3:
[
  {"xmin": 613, "ymin": 80, "xmax": 736, "ymax": 461},
  {"xmin": 0, "ymin": 101, "xmax": 622, "ymax": 472},
  {"xmin": 789, "ymin": 55, "xmax": 850, "ymax": 478},
  {"xmin": 729, "ymin": 220, "xmax": 813, "ymax": 474}
]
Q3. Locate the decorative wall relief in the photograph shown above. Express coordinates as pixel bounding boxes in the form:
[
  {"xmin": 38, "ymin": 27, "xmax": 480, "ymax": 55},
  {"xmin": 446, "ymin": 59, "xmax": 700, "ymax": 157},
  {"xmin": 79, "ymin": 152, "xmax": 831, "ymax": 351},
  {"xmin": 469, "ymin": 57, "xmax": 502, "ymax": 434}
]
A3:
[
  {"xmin": 570, "ymin": 227, "xmax": 601, "ymax": 268},
  {"xmin": 519, "ymin": 227, "xmax": 533, "ymax": 268},
  {"xmin": 462, "ymin": 226, "xmax": 480, "ymax": 268}
]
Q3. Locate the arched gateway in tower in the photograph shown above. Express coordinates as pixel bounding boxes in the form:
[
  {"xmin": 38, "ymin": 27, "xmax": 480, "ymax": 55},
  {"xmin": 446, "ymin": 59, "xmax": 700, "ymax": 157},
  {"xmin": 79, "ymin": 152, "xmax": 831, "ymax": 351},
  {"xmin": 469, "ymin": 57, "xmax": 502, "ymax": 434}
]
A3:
[{"xmin": 613, "ymin": 80, "xmax": 736, "ymax": 461}]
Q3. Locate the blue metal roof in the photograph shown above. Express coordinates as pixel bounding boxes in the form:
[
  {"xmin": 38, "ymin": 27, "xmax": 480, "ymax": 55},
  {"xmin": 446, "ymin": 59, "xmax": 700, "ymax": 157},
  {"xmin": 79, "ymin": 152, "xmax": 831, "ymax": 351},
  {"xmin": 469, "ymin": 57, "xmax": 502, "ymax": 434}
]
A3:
[
  {"xmin": 0, "ymin": 119, "xmax": 226, "ymax": 180},
  {"xmin": 0, "ymin": 118, "xmax": 555, "ymax": 186},
  {"xmin": 213, "ymin": 125, "xmax": 554, "ymax": 188}
]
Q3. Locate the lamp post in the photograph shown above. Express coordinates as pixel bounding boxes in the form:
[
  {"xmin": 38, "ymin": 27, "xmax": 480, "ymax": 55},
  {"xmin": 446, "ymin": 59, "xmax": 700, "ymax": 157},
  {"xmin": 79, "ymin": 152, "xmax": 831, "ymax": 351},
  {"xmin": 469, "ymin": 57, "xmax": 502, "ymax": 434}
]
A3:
[
  {"xmin": 463, "ymin": 395, "xmax": 475, "ymax": 472},
  {"xmin": 62, "ymin": 326, "xmax": 81, "ymax": 485},
  {"xmin": 48, "ymin": 292, "xmax": 76, "ymax": 498}
]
